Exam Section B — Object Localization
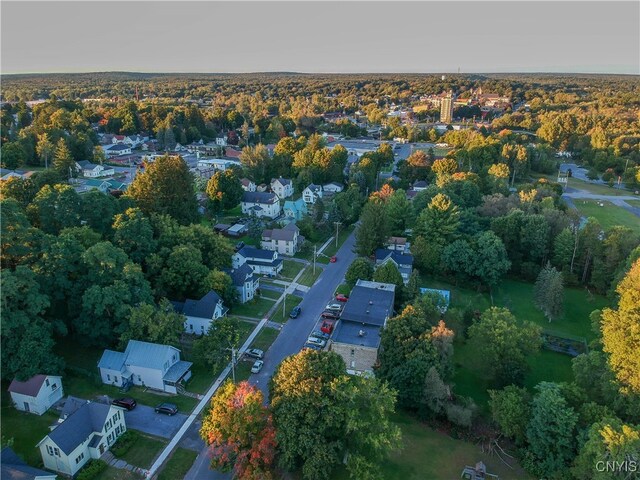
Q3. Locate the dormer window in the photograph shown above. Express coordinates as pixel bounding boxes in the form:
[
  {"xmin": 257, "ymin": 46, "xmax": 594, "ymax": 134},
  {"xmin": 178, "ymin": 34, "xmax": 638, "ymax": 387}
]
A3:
[{"xmin": 45, "ymin": 378, "xmax": 50, "ymax": 387}]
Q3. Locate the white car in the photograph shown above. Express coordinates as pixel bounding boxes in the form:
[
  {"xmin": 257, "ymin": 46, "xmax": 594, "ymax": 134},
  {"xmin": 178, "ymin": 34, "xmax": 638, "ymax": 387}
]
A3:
[
  {"xmin": 245, "ymin": 348, "xmax": 264, "ymax": 360},
  {"xmin": 325, "ymin": 302, "xmax": 343, "ymax": 312},
  {"xmin": 251, "ymin": 360, "xmax": 264, "ymax": 374},
  {"xmin": 307, "ymin": 336, "xmax": 327, "ymax": 348}
]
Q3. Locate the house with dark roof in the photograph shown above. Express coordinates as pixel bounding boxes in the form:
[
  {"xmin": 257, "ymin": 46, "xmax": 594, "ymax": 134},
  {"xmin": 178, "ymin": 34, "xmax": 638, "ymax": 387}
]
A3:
[
  {"xmin": 226, "ymin": 263, "xmax": 259, "ymax": 304},
  {"xmin": 75, "ymin": 160, "xmax": 115, "ymax": 178},
  {"xmin": 302, "ymin": 184, "xmax": 323, "ymax": 205},
  {"xmin": 103, "ymin": 144, "xmax": 132, "ymax": 157},
  {"xmin": 374, "ymin": 249, "xmax": 414, "ymax": 284},
  {"xmin": 36, "ymin": 401, "xmax": 126, "ymax": 477},
  {"xmin": 261, "ymin": 222, "xmax": 303, "ymax": 255},
  {"xmin": 98, "ymin": 340, "xmax": 192, "ymax": 394},
  {"xmin": 270, "ymin": 177, "xmax": 293, "ymax": 199},
  {"xmin": 171, "ymin": 290, "xmax": 228, "ymax": 335},
  {"xmin": 232, "ymin": 246, "xmax": 283, "ymax": 276},
  {"xmin": 241, "ymin": 191, "xmax": 281, "ymax": 218},
  {"xmin": 8, "ymin": 375, "xmax": 63, "ymax": 415},
  {"xmin": 1, "ymin": 447, "xmax": 57, "ymax": 480},
  {"xmin": 330, "ymin": 280, "xmax": 396, "ymax": 375}
]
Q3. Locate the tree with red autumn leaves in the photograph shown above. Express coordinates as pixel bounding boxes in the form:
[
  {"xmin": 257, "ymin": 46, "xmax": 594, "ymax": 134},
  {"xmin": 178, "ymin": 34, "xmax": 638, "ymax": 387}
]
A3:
[{"xmin": 200, "ymin": 380, "xmax": 277, "ymax": 480}]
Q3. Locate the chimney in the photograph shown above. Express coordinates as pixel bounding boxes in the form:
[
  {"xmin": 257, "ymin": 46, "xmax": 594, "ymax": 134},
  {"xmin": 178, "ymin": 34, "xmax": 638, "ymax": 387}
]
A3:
[{"xmin": 358, "ymin": 330, "xmax": 365, "ymax": 337}]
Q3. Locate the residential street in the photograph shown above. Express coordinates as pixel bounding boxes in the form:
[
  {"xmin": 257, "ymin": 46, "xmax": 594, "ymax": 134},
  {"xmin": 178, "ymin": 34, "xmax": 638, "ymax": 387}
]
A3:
[{"xmin": 183, "ymin": 230, "xmax": 357, "ymax": 480}]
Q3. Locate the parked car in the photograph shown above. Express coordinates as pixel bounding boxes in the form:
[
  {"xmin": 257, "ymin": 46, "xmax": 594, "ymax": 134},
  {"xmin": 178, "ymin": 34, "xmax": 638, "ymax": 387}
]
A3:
[
  {"xmin": 330, "ymin": 256, "xmax": 337, "ymax": 263},
  {"xmin": 325, "ymin": 302, "xmax": 343, "ymax": 312},
  {"xmin": 234, "ymin": 241, "xmax": 245, "ymax": 251},
  {"xmin": 112, "ymin": 397, "xmax": 137, "ymax": 411},
  {"xmin": 289, "ymin": 305, "xmax": 302, "ymax": 318},
  {"xmin": 320, "ymin": 319, "xmax": 335, "ymax": 334},
  {"xmin": 307, "ymin": 336, "xmax": 326, "ymax": 348},
  {"xmin": 335, "ymin": 294, "xmax": 349, "ymax": 302},
  {"xmin": 251, "ymin": 360, "xmax": 264, "ymax": 373},
  {"xmin": 303, "ymin": 342, "xmax": 322, "ymax": 351},
  {"xmin": 155, "ymin": 403, "xmax": 178, "ymax": 416},
  {"xmin": 311, "ymin": 330, "xmax": 330, "ymax": 340},
  {"xmin": 245, "ymin": 348, "xmax": 264, "ymax": 360},
  {"xmin": 321, "ymin": 310, "xmax": 340, "ymax": 320}
]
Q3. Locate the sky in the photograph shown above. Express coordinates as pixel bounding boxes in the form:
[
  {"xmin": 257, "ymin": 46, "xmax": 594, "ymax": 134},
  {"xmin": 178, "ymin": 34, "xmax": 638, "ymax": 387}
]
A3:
[{"xmin": 1, "ymin": 1, "xmax": 639, "ymax": 74}]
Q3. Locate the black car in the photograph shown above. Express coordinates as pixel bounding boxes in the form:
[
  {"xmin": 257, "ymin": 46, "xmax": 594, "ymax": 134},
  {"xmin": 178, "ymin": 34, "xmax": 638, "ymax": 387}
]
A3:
[
  {"xmin": 112, "ymin": 397, "xmax": 137, "ymax": 411},
  {"xmin": 234, "ymin": 241, "xmax": 245, "ymax": 252},
  {"xmin": 155, "ymin": 403, "xmax": 178, "ymax": 415},
  {"xmin": 289, "ymin": 306, "xmax": 302, "ymax": 318}
]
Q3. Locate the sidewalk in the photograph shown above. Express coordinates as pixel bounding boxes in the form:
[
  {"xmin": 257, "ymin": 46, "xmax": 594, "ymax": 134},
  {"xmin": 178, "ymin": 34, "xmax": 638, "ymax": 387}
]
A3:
[{"xmin": 102, "ymin": 451, "xmax": 148, "ymax": 477}]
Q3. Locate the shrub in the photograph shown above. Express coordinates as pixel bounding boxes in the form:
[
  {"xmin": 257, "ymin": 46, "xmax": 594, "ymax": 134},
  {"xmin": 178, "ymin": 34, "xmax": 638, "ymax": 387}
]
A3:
[
  {"xmin": 77, "ymin": 459, "xmax": 108, "ymax": 480},
  {"xmin": 445, "ymin": 403, "xmax": 474, "ymax": 428},
  {"xmin": 111, "ymin": 430, "xmax": 139, "ymax": 457}
]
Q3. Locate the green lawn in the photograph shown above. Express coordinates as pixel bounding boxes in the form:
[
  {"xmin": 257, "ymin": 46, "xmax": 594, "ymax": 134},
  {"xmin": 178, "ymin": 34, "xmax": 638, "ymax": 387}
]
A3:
[
  {"xmin": 157, "ymin": 448, "xmax": 198, "ymax": 480},
  {"xmin": 249, "ymin": 327, "xmax": 280, "ymax": 352},
  {"xmin": 116, "ymin": 434, "xmax": 167, "ymax": 469},
  {"xmin": 270, "ymin": 294, "xmax": 303, "ymax": 323},
  {"xmin": 297, "ymin": 265, "xmax": 323, "ymax": 287},
  {"xmin": 280, "ymin": 259, "xmax": 305, "ymax": 279},
  {"xmin": 574, "ymin": 200, "xmax": 640, "ymax": 234},
  {"xmin": 257, "ymin": 289, "xmax": 282, "ymax": 300},
  {"xmin": 418, "ymin": 146, "xmax": 453, "ymax": 158},
  {"xmin": 0, "ymin": 389, "xmax": 59, "ymax": 468},
  {"xmin": 332, "ymin": 412, "xmax": 532, "ymax": 480},
  {"xmin": 420, "ymin": 276, "xmax": 609, "ymax": 410},
  {"xmin": 566, "ymin": 177, "xmax": 633, "ymax": 196},
  {"xmin": 335, "ymin": 284, "xmax": 351, "ymax": 296},
  {"xmin": 235, "ymin": 362, "xmax": 254, "ymax": 382},
  {"xmin": 95, "ymin": 466, "xmax": 140, "ymax": 480},
  {"xmin": 626, "ymin": 199, "xmax": 640, "ymax": 208},
  {"xmin": 231, "ymin": 296, "xmax": 276, "ymax": 318}
]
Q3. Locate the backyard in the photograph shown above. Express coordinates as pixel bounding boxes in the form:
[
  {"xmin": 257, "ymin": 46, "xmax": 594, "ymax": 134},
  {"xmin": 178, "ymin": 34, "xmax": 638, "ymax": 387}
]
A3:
[
  {"xmin": 574, "ymin": 199, "xmax": 640, "ymax": 234},
  {"xmin": 231, "ymin": 296, "xmax": 277, "ymax": 318},
  {"xmin": 114, "ymin": 432, "xmax": 167, "ymax": 469},
  {"xmin": 332, "ymin": 412, "xmax": 532, "ymax": 480},
  {"xmin": 279, "ymin": 259, "xmax": 305, "ymax": 279},
  {"xmin": 417, "ymin": 275, "xmax": 609, "ymax": 410}
]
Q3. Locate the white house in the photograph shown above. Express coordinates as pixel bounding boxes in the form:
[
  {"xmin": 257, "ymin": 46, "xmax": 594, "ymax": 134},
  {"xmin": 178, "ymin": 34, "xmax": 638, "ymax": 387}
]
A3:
[
  {"xmin": 270, "ymin": 177, "xmax": 294, "ymax": 199},
  {"xmin": 322, "ymin": 182, "xmax": 344, "ymax": 194},
  {"xmin": 241, "ymin": 192, "xmax": 281, "ymax": 219},
  {"xmin": 37, "ymin": 402, "xmax": 126, "ymax": 477},
  {"xmin": 261, "ymin": 222, "xmax": 303, "ymax": 255},
  {"xmin": 302, "ymin": 184, "xmax": 323, "ymax": 204},
  {"xmin": 8, "ymin": 374, "xmax": 64, "ymax": 415},
  {"xmin": 233, "ymin": 246, "xmax": 283, "ymax": 276},
  {"xmin": 98, "ymin": 340, "xmax": 192, "ymax": 394},
  {"xmin": 216, "ymin": 136, "xmax": 228, "ymax": 146},
  {"xmin": 75, "ymin": 161, "xmax": 115, "ymax": 178},
  {"xmin": 240, "ymin": 178, "xmax": 256, "ymax": 192},
  {"xmin": 103, "ymin": 144, "xmax": 132, "ymax": 157},
  {"xmin": 171, "ymin": 290, "xmax": 228, "ymax": 336},
  {"xmin": 197, "ymin": 158, "xmax": 241, "ymax": 171},
  {"xmin": 227, "ymin": 263, "xmax": 260, "ymax": 304},
  {"xmin": 1, "ymin": 447, "xmax": 57, "ymax": 480},
  {"xmin": 412, "ymin": 180, "xmax": 428, "ymax": 192}
]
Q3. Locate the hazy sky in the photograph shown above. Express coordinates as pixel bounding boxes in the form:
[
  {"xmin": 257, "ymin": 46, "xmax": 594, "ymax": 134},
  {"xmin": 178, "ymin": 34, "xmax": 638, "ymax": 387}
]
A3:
[{"xmin": 2, "ymin": 1, "xmax": 639, "ymax": 74}]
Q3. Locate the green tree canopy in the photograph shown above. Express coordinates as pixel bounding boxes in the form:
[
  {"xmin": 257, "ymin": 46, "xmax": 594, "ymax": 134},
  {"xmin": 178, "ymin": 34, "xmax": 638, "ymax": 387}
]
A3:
[
  {"xmin": 120, "ymin": 299, "xmax": 185, "ymax": 348},
  {"xmin": 206, "ymin": 169, "xmax": 243, "ymax": 213},
  {"xmin": 125, "ymin": 155, "xmax": 198, "ymax": 224}
]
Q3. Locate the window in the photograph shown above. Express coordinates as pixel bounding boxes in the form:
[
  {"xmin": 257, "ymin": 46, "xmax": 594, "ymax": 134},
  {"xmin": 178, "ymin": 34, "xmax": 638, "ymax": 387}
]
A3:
[
  {"xmin": 46, "ymin": 445, "xmax": 54, "ymax": 456},
  {"xmin": 54, "ymin": 448, "xmax": 60, "ymax": 457},
  {"xmin": 137, "ymin": 375, "xmax": 142, "ymax": 382},
  {"xmin": 106, "ymin": 374, "xmax": 111, "ymax": 382},
  {"xmin": 45, "ymin": 378, "xmax": 50, "ymax": 387},
  {"xmin": 350, "ymin": 349, "xmax": 355, "ymax": 356},
  {"xmin": 75, "ymin": 452, "xmax": 85, "ymax": 464}
]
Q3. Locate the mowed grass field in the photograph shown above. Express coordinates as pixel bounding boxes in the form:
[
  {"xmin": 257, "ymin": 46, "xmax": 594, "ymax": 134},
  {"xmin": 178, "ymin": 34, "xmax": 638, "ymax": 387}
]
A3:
[
  {"xmin": 332, "ymin": 412, "xmax": 533, "ymax": 480},
  {"xmin": 574, "ymin": 199, "xmax": 640, "ymax": 234}
]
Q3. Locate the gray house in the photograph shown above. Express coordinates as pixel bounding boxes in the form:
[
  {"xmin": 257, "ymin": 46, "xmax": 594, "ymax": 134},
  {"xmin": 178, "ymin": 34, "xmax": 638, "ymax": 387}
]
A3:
[
  {"xmin": 330, "ymin": 280, "xmax": 396, "ymax": 375},
  {"xmin": 374, "ymin": 249, "xmax": 414, "ymax": 284},
  {"xmin": 98, "ymin": 340, "xmax": 192, "ymax": 394},
  {"xmin": 1, "ymin": 447, "xmax": 57, "ymax": 480},
  {"xmin": 227, "ymin": 263, "xmax": 260, "ymax": 304}
]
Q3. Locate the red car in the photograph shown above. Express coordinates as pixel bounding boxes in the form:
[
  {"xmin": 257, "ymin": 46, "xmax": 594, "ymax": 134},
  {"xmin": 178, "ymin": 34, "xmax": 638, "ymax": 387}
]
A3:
[
  {"xmin": 320, "ymin": 319, "xmax": 335, "ymax": 334},
  {"xmin": 321, "ymin": 310, "xmax": 340, "ymax": 320},
  {"xmin": 330, "ymin": 256, "xmax": 337, "ymax": 263},
  {"xmin": 335, "ymin": 294, "xmax": 349, "ymax": 302}
]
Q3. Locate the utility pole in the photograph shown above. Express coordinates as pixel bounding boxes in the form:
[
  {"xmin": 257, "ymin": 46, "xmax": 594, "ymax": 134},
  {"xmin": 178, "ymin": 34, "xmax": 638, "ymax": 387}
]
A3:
[
  {"xmin": 227, "ymin": 346, "xmax": 237, "ymax": 383},
  {"xmin": 334, "ymin": 221, "xmax": 341, "ymax": 248},
  {"xmin": 313, "ymin": 244, "xmax": 317, "ymax": 274},
  {"xmin": 282, "ymin": 290, "xmax": 286, "ymax": 319}
]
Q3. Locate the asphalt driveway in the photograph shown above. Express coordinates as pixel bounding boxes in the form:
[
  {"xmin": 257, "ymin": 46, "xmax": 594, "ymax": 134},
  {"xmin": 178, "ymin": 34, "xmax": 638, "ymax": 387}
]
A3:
[{"xmin": 124, "ymin": 404, "xmax": 188, "ymax": 439}]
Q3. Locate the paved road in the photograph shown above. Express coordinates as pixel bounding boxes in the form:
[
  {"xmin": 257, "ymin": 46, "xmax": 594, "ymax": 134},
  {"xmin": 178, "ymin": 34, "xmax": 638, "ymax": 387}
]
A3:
[{"xmin": 184, "ymin": 231, "xmax": 358, "ymax": 480}]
